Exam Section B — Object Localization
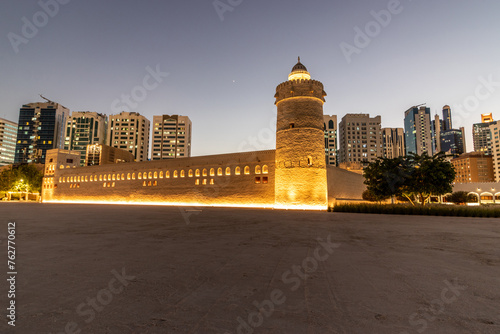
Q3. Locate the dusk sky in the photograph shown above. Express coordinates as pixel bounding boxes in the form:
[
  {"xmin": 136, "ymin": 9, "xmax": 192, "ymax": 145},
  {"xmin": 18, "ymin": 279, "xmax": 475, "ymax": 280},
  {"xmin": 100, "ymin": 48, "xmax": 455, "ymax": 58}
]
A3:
[{"xmin": 1, "ymin": 0, "xmax": 500, "ymax": 156}]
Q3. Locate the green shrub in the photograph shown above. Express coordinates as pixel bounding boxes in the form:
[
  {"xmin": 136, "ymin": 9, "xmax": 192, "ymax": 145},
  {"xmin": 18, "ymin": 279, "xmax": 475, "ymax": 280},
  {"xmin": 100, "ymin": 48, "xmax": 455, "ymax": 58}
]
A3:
[{"xmin": 332, "ymin": 203, "xmax": 500, "ymax": 218}]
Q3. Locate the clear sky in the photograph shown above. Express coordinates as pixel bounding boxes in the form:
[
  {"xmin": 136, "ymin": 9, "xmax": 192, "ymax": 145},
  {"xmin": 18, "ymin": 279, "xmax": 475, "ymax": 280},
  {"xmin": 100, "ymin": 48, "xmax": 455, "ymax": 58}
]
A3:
[{"xmin": 1, "ymin": 0, "xmax": 500, "ymax": 156}]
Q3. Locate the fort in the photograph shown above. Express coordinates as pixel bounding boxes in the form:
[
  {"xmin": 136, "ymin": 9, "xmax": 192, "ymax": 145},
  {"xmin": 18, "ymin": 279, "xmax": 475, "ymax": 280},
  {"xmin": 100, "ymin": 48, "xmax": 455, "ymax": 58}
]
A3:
[{"xmin": 41, "ymin": 59, "xmax": 366, "ymax": 209}]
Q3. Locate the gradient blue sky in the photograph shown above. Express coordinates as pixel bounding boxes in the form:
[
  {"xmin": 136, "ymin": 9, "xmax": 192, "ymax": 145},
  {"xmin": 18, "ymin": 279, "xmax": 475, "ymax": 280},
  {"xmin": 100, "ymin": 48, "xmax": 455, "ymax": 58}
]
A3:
[{"xmin": 1, "ymin": 0, "xmax": 500, "ymax": 156}]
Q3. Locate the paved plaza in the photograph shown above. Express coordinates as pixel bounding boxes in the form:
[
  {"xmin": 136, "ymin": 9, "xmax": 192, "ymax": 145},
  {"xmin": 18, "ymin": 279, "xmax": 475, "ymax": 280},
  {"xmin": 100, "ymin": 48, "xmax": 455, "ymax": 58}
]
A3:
[{"xmin": 0, "ymin": 203, "xmax": 499, "ymax": 333}]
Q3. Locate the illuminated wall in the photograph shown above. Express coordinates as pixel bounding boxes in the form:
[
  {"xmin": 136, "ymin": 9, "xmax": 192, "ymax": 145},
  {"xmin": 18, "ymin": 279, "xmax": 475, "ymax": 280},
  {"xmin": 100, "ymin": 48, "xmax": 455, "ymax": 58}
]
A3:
[{"xmin": 43, "ymin": 150, "xmax": 275, "ymax": 208}]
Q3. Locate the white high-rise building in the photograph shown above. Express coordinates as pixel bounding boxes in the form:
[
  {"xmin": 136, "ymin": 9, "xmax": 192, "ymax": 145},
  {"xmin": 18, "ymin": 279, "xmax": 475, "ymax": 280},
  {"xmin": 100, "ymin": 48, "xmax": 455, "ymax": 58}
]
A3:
[
  {"xmin": 382, "ymin": 128, "xmax": 405, "ymax": 159},
  {"xmin": 323, "ymin": 115, "xmax": 337, "ymax": 166},
  {"xmin": 339, "ymin": 114, "xmax": 382, "ymax": 167},
  {"xmin": 151, "ymin": 115, "xmax": 192, "ymax": 160},
  {"xmin": 489, "ymin": 121, "xmax": 500, "ymax": 181},
  {"xmin": 0, "ymin": 118, "xmax": 18, "ymax": 166},
  {"xmin": 107, "ymin": 112, "xmax": 150, "ymax": 162}
]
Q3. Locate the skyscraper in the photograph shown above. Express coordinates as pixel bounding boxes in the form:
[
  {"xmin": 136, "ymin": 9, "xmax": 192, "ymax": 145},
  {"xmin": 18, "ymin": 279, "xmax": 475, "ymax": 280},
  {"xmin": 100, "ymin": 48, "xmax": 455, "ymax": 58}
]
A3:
[
  {"xmin": 0, "ymin": 118, "xmax": 18, "ymax": 166},
  {"xmin": 473, "ymin": 113, "xmax": 495, "ymax": 155},
  {"xmin": 440, "ymin": 129, "xmax": 464, "ymax": 156},
  {"xmin": 64, "ymin": 112, "xmax": 107, "ymax": 166},
  {"xmin": 382, "ymin": 128, "xmax": 405, "ymax": 159},
  {"xmin": 442, "ymin": 105, "xmax": 452, "ymax": 131},
  {"xmin": 107, "ymin": 112, "xmax": 150, "ymax": 162},
  {"xmin": 489, "ymin": 121, "xmax": 500, "ymax": 181},
  {"xmin": 432, "ymin": 114, "xmax": 443, "ymax": 153},
  {"xmin": 14, "ymin": 100, "xmax": 69, "ymax": 164},
  {"xmin": 404, "ymin": 106, "xmax": 434, "ymax": 155},
  {"xmin": 323, "ymin": 115, "xmax": 337, "ymax": 165},
  {"xmin": 151, "ymin": 115, "xmax": 192, "ymax": 160},
  {"xmin": 338, "ymin": 114, "xmax": 382, "ymax": 167}
]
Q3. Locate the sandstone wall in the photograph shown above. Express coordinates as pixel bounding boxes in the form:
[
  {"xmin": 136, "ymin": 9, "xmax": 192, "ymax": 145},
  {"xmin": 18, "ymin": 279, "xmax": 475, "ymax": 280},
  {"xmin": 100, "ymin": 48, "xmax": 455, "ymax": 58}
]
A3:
[
  {"xmin": 326, "ymin": 166, "xmax": 366, "ymax": 206},
  {"xmin": 43, "ymin": 150, "xmax": 275, "ymax": 208}
]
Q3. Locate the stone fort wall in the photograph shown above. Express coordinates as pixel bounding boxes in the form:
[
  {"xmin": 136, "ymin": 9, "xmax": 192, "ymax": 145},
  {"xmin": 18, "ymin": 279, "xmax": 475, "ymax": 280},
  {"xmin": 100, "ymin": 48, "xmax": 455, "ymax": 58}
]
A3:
[
  {"xmin": 327, "ymin": 166, "xmax": 366, "ymax": 206},
  {"xmin": 43, "ymin": 150, "xmax": 276, "ymax": 208}
]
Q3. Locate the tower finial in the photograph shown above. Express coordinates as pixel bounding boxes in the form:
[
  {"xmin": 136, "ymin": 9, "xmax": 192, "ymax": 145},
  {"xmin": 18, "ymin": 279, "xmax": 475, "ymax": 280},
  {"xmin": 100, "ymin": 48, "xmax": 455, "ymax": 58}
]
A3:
[{"xmin": 298, "ymin": 56, "xmax": 300, "ymax": 62}]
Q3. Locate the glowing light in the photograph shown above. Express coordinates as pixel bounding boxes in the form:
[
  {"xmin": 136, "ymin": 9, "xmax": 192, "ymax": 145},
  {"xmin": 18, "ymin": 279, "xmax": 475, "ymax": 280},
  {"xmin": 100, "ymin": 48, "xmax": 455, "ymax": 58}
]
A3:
[
  {"xmin": 41, "ymin": 199, "xmax": 327, "ymax": 211},
  {"xmin": 288, "ymin": 71, "xmax": 311, "ymax": 81}
]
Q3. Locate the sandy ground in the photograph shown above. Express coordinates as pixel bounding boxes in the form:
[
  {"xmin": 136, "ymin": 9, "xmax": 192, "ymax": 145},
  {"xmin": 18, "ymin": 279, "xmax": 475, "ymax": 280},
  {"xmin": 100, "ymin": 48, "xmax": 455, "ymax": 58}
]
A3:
[{"xmin": 0, "ymin": 203, "xmax": 499, "ymax": 334}]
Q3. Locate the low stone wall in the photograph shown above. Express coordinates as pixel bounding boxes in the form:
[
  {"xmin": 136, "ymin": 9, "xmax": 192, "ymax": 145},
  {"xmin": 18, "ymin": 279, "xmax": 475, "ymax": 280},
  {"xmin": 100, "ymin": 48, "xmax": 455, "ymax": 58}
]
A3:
[{"xmin": 326, "ymin": 166, "xmax": 366, "ymax": 206}]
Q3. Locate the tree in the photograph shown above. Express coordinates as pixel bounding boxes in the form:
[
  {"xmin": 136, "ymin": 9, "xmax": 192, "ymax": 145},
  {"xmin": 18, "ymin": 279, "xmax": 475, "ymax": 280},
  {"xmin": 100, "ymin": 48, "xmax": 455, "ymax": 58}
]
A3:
[
  {"xmin": 363, "ymin": 156, "xmax": 412, "ymax": 204},
  {"xmin": 363, "ymin": 153, "xmax": 456, "ymax": 206},
  {"xmin": 0, "ymin": 164, "xmax": 43, "ymax": 194},
  {"xmin": 407, "ymin": 153, "xmax": 455, "ymax": 206}
]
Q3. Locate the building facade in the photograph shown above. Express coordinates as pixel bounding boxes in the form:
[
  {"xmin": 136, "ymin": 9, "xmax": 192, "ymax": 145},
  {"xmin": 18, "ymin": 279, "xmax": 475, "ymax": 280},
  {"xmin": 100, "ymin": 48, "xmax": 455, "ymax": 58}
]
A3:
[
  {"xmin": 0, "ymin": 118, "xmax": 18, "ymax": 166},
  {"xmin": 323, "ymin": 115, "xmax": 337, "ymax": 165},
  {"xmin": 442, "ymin": 105, "xmax": 452, "ymax": 131},
  {"xmin": 489, "ymin": 121, "xmax": 500, "ymax": 181},
  {"xmin": 404, "ymin": 106, "xmax": 434, "ymax": 155},
  {"xmin": 451, "ymin": 152, "xmax": 494, "ymax": 184},
  {"xmin": 382, "ymin": 128, "xmax": 405, "ymax": 159},
  {"xmin": 441, "ymin": 129, "xmax": 465, "ymax": 156},
  {"xmin": 152, "ymin": 115, "xmax": 192, "ymax": 160},
  {"xmin": 107, "ymin": 112, "xmax": 150, "ymax": 162},
  {"xmin": 473, "ymin": 114, "xmax": 496, "ymax": 155},
  {"xmin": 432, "ymin": 114, "xmax": 443, "ymax": 153},
  {"xmin": 338, "ymin": 114, "xmax": 382, "ymax": 167},
  {"xmin": 85, "ymin": 144, "xmax": 136, "ymax": 166},
  {"xmin": 14, "ymin": 100, "xmax": 69, "ymax": 164},
  {"xmin": 64, "ymin": 112, "xmax": 107, "ymax": 166},
  {"xmin": 41, "ymin": 59, "xmax": 367, "ymax": 210}
]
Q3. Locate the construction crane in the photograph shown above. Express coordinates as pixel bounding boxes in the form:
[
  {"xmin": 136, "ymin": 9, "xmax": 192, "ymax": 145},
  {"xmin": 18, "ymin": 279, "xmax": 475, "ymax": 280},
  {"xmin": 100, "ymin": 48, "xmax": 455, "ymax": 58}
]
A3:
[{"xmin": 39, "ymin": 94, "xmax": 53, "ymax": 103}]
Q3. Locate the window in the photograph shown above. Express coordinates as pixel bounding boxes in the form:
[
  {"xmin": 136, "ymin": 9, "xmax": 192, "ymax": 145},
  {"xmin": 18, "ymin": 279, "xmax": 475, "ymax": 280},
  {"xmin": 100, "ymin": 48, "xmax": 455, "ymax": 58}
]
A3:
[
  {"xmin": 225, "ymin": 167, "xmax": 231, "ymax": 175},
  {"xmin": 189, "ymin": 169, "xmax": 193, "ymax": 177},
  {"xmin": 262, "ymin": 165, "xmax": 269, "ymax": 174},
  {"xmin": 159, "ymin": 171, "xmax": 164, "ymax": 179},
  {"xmin": 180, "ymin": 170, "xmax": 185, "ymax": 178},
  {"xmin": 255, "ymin": 165, "xmax": 261, "ymax": 174},
  {"xmin": 218, "ymin": 168, "xmax": 223, "ymax": 176},
  {"xmin": 210, "ymin": 179, "xmax": 214, "ymax": 185},
  {"xmin": 154, "ymin": 171, "xmax": 158, "ymax": 179},
  {"xmin": 195, "ymin": 179, "xmax": 200, "ymax": 185},
  {"xmin": 307, "ymin": 156, "xmax": 313, "ymax": 166},
  {"xmin": 138, "ymin": 173, "xmax": 142, "ymax": 180},
  {"xmin": 203, "ymin": 169, "xmax": 207, "ymax": 177},
  {"xmin": 148, "ymin": 172, "xmax": 152, "ymax": 179},
  {"xmin": 103, "ymin": 175, "xmax": 107, "ymax": 181},
  {"xmin": 244, "ymin": 166, "xmax": 250, "ymax": 175},
  {"xmin": 255, "ymin": 177, "xmax": 261, "ymax": 184},
  {"xmin": 262, "ymin": 176, "xmax": 269, "ymax": 184},
  {"xmin": 132, "ymin": 173, "xmax": 136, "ymax": 180},
  {"xmin": 112, "ymin": 174, "xmax": 116, "ymax": 181},
  {"xmin": 210, "ymin": 168, "xmax": 215, "ymax": 176},
  {"xmin": 235, "ymin": 167, "xmax": 241, "ymax": 175},
  {"xmin": 173, "ymin": 170, "xmax": 178, "ymax": 178},
  {"xmin": 143, "ymin": 172, "xmax": 147, "ymax": 179},
  {"xmin": 166, "ymin": 171, "xmax": 170, "ymax": 178},
  {"xmin": 290, "ymin": 123, "xmax": 295, "ymax": 129},
  {"xmin": 153, "ymin": 180, "xmax": 157, "ymax": 186},
  {"xmin": 94, "ymin": 175, "xmax": 98, "ymax": 182},
  {"xmin": 195, "ymin": 169, "xmax": 200, "ymax": 177},
  {"xmin": 202, "ymin": 179, "xmax": 207, "ymax": 185},
  {"xmin": 127, "ymin": 173, "xmax": 131, "ymax": 180}
]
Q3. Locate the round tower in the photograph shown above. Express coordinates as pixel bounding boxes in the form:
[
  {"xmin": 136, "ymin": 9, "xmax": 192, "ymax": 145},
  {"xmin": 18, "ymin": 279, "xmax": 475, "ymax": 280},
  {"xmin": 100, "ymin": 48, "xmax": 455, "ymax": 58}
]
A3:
[{"xmin": 274, "ymin": 58, "xmax": 328, "ymax": 210}]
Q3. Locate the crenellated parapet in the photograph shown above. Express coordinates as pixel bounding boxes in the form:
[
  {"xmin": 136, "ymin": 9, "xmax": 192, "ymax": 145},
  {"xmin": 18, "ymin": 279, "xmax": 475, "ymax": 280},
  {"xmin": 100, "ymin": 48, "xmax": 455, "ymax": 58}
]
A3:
[{"xmin": 274, "ymin": 79, "xmax": 327, "ymax": 104}]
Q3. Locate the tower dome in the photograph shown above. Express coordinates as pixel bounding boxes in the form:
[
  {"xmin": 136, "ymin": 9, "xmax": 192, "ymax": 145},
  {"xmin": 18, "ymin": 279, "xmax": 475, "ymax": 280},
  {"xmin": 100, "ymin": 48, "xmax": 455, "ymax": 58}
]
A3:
[{"xmin": 288, "ymin": 57, "xmax": 311, "ymax": 81}]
